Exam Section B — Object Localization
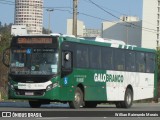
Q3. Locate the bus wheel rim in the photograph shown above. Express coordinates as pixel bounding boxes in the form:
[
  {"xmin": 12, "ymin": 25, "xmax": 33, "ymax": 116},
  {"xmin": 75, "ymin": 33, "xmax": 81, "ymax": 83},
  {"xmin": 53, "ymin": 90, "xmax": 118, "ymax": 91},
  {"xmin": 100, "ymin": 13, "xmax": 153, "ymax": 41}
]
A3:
[
  {"xmin": 75, "ymin": 92, "xmax": 81, "ymax": 105},
  {"xmin": 126, "ymin": 93, "xmax": 132, "ymax": 105}
]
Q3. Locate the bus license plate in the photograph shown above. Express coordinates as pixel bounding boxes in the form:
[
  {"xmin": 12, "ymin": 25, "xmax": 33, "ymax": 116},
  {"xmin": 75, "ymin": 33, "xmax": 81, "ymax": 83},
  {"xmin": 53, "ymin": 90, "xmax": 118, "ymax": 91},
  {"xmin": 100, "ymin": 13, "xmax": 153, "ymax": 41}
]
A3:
[{"xmin": 25, "ymin": 92, "xmax": 34, "ymax": 96}]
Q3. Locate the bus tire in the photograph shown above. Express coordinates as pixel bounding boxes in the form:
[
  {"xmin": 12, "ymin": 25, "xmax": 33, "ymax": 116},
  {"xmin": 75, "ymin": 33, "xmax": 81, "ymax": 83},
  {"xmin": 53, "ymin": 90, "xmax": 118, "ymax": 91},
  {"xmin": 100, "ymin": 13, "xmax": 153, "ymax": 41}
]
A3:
[
  {"xmin": 69, "ymin": 87, "xmax": 83, "ymax": 109},
  {"xmin": 122, "ymin": 88, "xmax": 133, "ymax": 108},
  {"xmin": 29, "ymin": 101, "xmax": 41, "ymax": 108},
  {"xmin": 115, "ymin": 102, "xmax": 123, "ymax": 108},
  {"xmin": 84, "ymin": 102, "xmax": 97, "ymax": 108}
]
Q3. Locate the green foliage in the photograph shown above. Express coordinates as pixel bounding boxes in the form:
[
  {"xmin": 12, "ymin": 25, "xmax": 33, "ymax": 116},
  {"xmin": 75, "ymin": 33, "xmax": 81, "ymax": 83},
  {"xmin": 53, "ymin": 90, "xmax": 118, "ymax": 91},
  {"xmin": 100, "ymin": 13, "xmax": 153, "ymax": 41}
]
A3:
[
  {"xmin": 0, "ymin": 22, "xmax": 12, "ymax": 53},
  {"xmin": 0, "ymin": 22, "xmax": 11, "ymax": 100},
  {"xmin": 42, "ymin": 27, "xmax": 52, "ymax": 34},
  {"xmin": 157, "ymin": 50, "xmax": 160, "ymax": 74}
]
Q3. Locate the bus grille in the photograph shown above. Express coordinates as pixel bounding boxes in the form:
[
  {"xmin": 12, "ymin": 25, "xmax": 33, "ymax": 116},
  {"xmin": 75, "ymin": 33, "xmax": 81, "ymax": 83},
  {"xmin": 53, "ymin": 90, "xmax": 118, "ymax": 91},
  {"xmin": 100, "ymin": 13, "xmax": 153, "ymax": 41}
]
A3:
[{"xmin": 15, "ymin": 89, "xmax": 45, "ymax": 96}]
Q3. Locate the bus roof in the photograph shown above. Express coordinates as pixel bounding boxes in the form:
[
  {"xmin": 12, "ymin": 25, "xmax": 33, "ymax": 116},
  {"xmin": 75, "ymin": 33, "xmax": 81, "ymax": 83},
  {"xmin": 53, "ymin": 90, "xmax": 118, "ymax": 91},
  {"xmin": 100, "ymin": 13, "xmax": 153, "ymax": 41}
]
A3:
[
  {"xmin": 63, "ymin": 36, "xmax": 156, "ymax": 53},
  {"xmin": 12, "ymin": 35, "xmax": 156, "ymax": 53}
]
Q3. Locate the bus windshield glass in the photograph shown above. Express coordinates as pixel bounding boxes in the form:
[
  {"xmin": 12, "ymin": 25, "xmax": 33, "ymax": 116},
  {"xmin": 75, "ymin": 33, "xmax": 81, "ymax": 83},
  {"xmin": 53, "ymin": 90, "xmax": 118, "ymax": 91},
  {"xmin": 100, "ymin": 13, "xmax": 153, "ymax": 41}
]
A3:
[
  {"xmin": 9, "ymin": 36, "xmax": 59, "ymax": 75},
  {"xmin": 10, "ymin": 48, "xmax": 58, "ymax": 75}
]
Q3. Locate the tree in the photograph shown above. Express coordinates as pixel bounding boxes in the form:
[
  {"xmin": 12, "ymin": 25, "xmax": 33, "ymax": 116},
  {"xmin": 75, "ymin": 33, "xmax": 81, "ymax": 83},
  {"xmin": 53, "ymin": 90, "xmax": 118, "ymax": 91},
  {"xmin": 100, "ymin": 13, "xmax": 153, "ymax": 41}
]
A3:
[
  {"xmin": 42, "ymin": 27, "xmax": 52, "ymax": 34},
  {"xmin": 0, "ymin": 22, "xmax": 12, "ymax": 100},
  {"xmin": 157, "ymin": 50, "xmax": 160, "ymax": 75}
]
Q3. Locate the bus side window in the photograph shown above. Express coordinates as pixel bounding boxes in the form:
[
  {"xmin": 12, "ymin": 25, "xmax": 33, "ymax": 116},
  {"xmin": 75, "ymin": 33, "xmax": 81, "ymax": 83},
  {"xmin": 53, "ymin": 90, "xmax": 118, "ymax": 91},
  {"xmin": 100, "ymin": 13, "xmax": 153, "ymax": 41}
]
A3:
[
  {"xmin": 114, "ymin": 49, "xmax": 125, "ymax": 71},
  {"xmin": 136, "ymin": 52, "xmax": 145, "ymax": 72},
  {"xmin": 101, "ymin": 47, "xmax": 113, "ymax": 70},
  {"xmin": 146, "ymin": 53, "xmax": 155, "ymax": 73},
  {"xmin": 125, "ymin": 51, "xmax": 136, "ymax": 72},
  {"xmin": 89, "ymin": 46, "xmax": 101, "ymax": 69},
  {"xmin": 76, "ymin": 45, "xmax": 89, "ymax": 68}
]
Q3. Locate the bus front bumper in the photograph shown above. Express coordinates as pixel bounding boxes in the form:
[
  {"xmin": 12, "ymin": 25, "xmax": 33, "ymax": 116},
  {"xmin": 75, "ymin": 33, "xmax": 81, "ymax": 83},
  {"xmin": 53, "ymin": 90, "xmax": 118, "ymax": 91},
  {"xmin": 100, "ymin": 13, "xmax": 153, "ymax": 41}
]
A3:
[{"xmin": 8, "ymin": 84, "xmax": 60, "ymax": 101}]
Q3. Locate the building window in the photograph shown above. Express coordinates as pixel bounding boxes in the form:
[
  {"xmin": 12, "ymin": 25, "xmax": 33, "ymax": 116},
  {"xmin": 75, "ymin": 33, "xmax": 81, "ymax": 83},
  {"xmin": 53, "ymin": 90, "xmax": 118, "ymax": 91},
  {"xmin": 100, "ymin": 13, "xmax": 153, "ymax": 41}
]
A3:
[{"xmin": 157, "ymin": 34, "xmax": 159, "ymax": 39}]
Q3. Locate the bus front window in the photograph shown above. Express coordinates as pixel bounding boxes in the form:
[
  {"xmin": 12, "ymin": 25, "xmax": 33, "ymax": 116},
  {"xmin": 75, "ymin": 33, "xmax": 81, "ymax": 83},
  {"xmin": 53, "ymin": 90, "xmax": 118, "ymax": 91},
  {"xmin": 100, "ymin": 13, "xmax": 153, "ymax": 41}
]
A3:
[
  {"xmin": 31, "ymin": 48, "xmax": 58, "ymax": 75},
  {"xmin": 10, "ymin": 48, "xmax": 58, "ymax": 75},
  {"xmin": 10, "ymin": 49, "xmax": 30, "ymax": 75}
]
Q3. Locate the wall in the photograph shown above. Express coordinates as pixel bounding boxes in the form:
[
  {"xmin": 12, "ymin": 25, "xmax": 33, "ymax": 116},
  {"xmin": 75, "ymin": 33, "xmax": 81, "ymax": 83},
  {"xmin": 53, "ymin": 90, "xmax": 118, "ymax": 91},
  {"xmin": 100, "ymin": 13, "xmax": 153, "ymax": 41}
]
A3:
[{"xmin": 102, "ymin": 21, "xmax": 142, "ymax": 47}]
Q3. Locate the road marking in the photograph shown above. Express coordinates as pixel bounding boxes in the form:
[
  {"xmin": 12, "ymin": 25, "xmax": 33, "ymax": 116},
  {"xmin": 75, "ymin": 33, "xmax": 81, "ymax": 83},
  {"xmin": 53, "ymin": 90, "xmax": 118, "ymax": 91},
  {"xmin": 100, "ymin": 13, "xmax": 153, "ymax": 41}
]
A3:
[{"xmin": 37, "ymin": 117, "xmax": 69, "ymax": 120}]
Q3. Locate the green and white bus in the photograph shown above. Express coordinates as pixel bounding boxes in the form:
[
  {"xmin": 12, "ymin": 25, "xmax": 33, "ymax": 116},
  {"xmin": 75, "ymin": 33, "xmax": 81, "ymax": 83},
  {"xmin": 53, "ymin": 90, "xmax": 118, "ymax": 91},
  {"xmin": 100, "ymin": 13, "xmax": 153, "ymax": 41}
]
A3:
[{"xmin": 2, "ymin": 34, "xmax": 158, "ymax": 108}]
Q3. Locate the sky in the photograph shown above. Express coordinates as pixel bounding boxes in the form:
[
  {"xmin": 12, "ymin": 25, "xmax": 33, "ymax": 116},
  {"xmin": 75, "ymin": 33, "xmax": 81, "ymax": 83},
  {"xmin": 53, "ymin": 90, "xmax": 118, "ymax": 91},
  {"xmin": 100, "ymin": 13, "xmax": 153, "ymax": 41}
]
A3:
[{"xmin": 0, "ymin": 0, "xmax": 142, "ymax": 34}]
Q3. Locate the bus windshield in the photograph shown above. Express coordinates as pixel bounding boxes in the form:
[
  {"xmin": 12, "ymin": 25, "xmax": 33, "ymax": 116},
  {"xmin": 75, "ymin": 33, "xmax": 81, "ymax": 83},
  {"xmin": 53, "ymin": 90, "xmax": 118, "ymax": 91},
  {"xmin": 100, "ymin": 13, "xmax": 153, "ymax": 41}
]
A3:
[{"xmin": 10, "ymin": 48, "xmax": 58, "ymax": 75}]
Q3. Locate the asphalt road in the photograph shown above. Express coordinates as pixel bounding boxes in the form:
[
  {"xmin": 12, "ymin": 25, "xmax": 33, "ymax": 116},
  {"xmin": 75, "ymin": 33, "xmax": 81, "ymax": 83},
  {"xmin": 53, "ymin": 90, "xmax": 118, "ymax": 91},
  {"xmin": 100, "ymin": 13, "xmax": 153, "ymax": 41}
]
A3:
[
  {"xmin": 0, "ymin": 102, "xmax": 160, "ymax": 120},
  {"xmin": 0, "ymin": 102, "xmax": 160, "ymax": 111}
]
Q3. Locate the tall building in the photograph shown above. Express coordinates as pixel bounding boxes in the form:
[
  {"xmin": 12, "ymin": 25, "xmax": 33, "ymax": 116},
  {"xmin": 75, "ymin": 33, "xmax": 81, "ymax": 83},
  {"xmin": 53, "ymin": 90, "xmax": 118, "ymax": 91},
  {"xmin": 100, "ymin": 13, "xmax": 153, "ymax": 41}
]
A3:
[
  {"xmin": 67, "ymin": 19, "xmax": 101, "ymax": 37},
  {"xmin": 142, "ymin": 0, "xmax": 157, "ymax": 49},
  {"xmin": 67, "ymin": 19, "xmax": 84, "ymax": 37},
  {"xmin": 102, "ymin": 16, "xmax": 142, "ymax": 47},
  {"xmin": 14, "ymin": 0, "xmax": 43, "ymax": 34}
]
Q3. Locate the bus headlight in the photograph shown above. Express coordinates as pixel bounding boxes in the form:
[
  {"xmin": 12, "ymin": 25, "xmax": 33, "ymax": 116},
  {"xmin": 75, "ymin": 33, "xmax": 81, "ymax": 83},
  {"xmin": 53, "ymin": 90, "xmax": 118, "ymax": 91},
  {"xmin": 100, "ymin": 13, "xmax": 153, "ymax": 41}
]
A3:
[{"xmin": 46, "ymin": 82, "xmax": 58, "ymax": 91}]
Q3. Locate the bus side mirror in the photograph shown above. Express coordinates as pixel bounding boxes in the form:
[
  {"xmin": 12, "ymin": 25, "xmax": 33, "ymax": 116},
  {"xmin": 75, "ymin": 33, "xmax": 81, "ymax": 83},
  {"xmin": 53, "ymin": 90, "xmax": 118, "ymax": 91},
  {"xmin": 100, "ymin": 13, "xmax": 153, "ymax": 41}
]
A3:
[
  {"xmin": 64, "ymin": 53, "xmax": 70, "ymax": 61},
  {"xmin": 61, "ymin": 51, "xmax": 72, "ymax": 77},
  {"xmin": 62, "ymin": 51, "xmax": 72, "ymax": 69},
  {"xmin": 2, "ymin": 48, "xmax": 10, "ymax": 67}
]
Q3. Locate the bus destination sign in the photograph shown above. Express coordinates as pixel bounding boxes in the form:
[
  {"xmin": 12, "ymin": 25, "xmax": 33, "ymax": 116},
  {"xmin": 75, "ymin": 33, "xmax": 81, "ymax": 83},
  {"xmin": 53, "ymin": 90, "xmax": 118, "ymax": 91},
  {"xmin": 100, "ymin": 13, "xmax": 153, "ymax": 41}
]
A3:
[{"xmin": 17, "ymin": 38, "xmax": 52, "ymax": 44}]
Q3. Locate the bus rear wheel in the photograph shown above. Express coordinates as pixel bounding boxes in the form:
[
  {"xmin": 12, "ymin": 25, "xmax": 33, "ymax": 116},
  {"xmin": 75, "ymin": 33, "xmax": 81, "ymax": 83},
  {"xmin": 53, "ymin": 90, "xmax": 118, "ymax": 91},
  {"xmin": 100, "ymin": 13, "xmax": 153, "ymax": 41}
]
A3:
[
  {"xmin": 29, "ymin": 100, "xmax": 41, "ymax": 108},
  {"xmin": 116, "ymin": 88, "xmax": 133, "ymax": 108},
  {"xmin": 69, "ymin": 87, "xmax": 83, "ymax": 109},
  {"xmin": 123, "ymin": 88, "xmax": 133, "ymax": 108}
]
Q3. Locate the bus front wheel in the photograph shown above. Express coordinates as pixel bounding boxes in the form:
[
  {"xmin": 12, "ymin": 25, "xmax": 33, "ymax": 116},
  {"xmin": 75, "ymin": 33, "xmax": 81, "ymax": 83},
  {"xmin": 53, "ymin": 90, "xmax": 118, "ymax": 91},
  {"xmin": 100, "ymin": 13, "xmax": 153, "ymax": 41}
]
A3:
[
  {"xmin": 29, "ymin": 100, "xmax": 41, "ymax": 108},
  {"xmin": 69, "ymin": 87, "xmax": 83, "ymax": 109}
]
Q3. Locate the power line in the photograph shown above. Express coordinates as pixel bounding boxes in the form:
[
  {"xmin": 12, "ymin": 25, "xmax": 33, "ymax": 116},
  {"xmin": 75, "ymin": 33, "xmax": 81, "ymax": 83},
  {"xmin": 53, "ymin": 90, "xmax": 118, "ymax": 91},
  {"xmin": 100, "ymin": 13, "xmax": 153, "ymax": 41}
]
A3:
[
  {"xmin": 54, "ymin": 9, "xmax": 154, "ymax": 33},
  {"xmin": 0, "ymin": 0, "xmax": 157, "ymax": 34},
  {"xmin": 87, "ymin": 0, "xmax": 157, "ymax": 33},
  {"xmin": 82, "ymin": 0, "xmax": 127, "ymax": 16}
]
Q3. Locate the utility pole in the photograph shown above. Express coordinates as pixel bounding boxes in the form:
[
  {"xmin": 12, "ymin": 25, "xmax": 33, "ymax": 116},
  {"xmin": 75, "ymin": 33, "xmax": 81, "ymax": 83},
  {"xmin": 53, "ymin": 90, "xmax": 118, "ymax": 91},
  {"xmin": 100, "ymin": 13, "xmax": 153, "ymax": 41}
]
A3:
[
  {"xmin": 125, "ymin": 24, "xmax": 131, "ymax": 44},
  {"xmin": 73, "ymin": 0, "xmax": 78, "ymax": 36},
  {"xmin": 46, "ymin": 9, "xmax": 54, "ymax": 34},
  {"xmin": 157, "ymin": 40, "xmax": 159, "ymax": 50}
]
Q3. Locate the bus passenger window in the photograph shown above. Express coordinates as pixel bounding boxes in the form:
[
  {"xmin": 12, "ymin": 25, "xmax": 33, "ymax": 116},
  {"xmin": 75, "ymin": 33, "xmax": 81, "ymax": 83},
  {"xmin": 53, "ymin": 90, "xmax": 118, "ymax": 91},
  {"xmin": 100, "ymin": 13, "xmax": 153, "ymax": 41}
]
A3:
[
  {"xmin": 136, "ymin": 52, "xmax": 145, "ymax": 72},
  {"xmin": 114, "ymin": 49, "xmax": 125, "ymax": 71},
  {"xmin": 76, "ymin": 45, "xmax": 89, "ymax": 68},
  {"xmin": 146, "ymin": 53, "xmax": 155, "ymax": 73},
  {"xmin": 89, "ymin": 46, "xmax": 101, "ymax": 69},
  {"xmin": 101, "ymin": 47, "xmax": 113, "ymax": 70},
  {"xmin": 125, "ymin": 51, "xmax": 136, "ymax": 72}
]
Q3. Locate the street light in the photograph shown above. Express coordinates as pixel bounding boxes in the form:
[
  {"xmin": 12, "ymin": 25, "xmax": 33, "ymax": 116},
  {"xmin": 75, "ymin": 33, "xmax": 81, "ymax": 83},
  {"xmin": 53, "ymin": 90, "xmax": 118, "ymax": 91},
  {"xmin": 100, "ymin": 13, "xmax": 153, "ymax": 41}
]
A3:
[{"xmin": 46, "ymin": 9, "xmax": 54, "ymax": 34}]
